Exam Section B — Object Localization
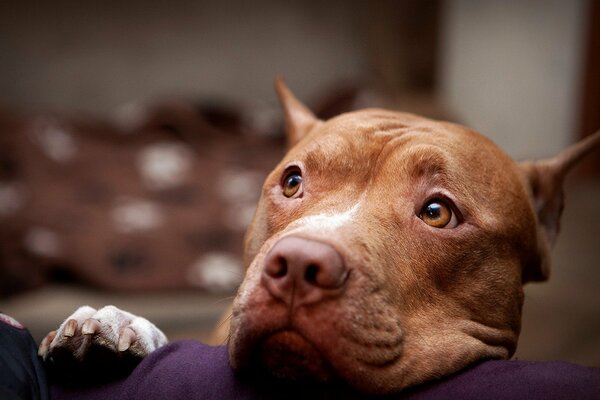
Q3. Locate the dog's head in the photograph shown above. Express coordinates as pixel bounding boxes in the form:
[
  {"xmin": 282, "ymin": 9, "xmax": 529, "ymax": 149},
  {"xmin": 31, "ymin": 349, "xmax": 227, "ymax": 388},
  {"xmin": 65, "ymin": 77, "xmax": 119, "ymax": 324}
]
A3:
[{"xmin": 228, "ymin": 80, "xmax": 600, "ymax": 394}]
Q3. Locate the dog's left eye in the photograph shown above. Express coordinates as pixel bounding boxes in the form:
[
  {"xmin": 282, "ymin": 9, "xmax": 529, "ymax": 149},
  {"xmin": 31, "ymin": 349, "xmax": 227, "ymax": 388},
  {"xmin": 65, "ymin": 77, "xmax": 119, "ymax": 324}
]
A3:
[
  {"xmin": 419, "ymin": 199, "xmax": 458, "ymax": 229},
  {"xmin": 282, "ymin": 171, "xmax": 303, "ymax": 198}
]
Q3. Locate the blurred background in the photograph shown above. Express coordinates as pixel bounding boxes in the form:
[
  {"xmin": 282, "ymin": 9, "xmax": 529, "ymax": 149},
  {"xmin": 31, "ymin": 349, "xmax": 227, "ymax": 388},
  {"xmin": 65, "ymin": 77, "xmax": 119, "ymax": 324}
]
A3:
[{"xmin": 0, "ymin": 0, "xmax": 598, "ymax": 366}]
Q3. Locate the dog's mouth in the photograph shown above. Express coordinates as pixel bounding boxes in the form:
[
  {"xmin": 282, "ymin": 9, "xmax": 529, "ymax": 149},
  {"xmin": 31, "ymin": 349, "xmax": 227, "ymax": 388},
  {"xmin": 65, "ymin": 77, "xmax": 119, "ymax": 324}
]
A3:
[{"xmin": 253, "ymin": 329, "xmax": 336, "ymax": 383}]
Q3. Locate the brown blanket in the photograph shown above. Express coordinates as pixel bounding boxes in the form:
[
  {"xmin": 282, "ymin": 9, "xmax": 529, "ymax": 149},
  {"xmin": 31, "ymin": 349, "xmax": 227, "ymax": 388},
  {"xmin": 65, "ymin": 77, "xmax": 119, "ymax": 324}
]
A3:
[{"xmin": 0, "ymin": 99, "xmax": 284, "ymax": 296}]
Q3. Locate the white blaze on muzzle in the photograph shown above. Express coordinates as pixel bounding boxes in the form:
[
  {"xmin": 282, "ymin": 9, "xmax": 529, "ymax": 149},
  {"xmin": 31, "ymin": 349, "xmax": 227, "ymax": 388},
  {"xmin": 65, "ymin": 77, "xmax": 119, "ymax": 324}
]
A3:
[{"xmin": 287, "ymin": 201, "xmax": 362, "ymax": 234}]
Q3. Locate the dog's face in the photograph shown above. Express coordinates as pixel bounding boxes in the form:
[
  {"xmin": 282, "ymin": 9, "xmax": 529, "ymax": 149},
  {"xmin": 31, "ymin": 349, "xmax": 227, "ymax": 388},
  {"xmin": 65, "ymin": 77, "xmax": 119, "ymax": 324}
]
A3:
[{"xmin": 228, "ymin": 81, "xmax": 598, "ymax": 394}]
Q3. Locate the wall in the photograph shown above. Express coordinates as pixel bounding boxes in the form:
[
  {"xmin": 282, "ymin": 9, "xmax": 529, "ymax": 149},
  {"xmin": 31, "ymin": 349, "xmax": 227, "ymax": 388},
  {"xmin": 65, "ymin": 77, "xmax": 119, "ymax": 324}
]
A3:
[
  {"xmin": 0, "ymin": 0, "xmax": 367, "ymax": 115},
  {"xmin": 439, "ymin": 0, "xmax": 588, "ymax": 159}
]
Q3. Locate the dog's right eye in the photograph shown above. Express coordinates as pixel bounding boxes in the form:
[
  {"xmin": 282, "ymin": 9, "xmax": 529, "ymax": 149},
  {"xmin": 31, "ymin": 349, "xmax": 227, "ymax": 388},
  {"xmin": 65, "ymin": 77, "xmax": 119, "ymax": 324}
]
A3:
[{"xmin": 282, "ymin": 171, "xmax": 303, "ymax": 198}]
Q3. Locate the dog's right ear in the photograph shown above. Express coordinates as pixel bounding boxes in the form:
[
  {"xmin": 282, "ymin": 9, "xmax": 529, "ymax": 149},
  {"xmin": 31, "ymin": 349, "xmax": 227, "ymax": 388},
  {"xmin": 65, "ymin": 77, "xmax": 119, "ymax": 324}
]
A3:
[
  {"xmin": 519, "ymin": 131, "xmax": 600, "ymax": 283},
  {"xmin": 275, "ymin": 77, "xmax": 321, "ymax": 148}
]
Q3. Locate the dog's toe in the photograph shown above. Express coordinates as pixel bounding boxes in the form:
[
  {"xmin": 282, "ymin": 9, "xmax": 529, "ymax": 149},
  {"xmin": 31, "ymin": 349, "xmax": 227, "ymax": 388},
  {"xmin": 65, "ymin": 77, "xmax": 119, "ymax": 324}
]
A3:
[
  {"xmin": 81, "ymin": 318, "xmax": 101, "ymax": 336},
  {"xmin": 117, "ymin": 327, "xmax": 136, "ymax": 352},
  {"xmin": 62, "ymin": 319, "xmax": 77, "ymax": 337},
  {"xmin": 38, "ymin": 330, "xmax": 56, "ymax": 357}
]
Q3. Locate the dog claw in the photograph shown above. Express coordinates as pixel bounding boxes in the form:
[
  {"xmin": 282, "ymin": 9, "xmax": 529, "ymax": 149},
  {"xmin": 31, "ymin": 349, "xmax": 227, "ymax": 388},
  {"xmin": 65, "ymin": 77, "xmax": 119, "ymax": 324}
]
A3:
[
  {"xmin": 63, "ymin": 319, "xmax": 77, "ymax": 337},
  {"xmin": 81, "ymin": 318, "xmax": 101, "ymax": 335},
  {"xmin": 38, "ymin": 330, "xmax": 57, "ymax": 357},
  {"xmin": 118, "ymin": 327, "xmax": 136, "ymax": 352}
]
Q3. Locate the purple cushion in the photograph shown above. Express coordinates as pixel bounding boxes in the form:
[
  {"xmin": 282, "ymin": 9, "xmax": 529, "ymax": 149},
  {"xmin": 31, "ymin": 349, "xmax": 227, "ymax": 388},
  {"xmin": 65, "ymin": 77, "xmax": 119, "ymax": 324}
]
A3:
[{"xmin": 50, "ymin": 340, "xmax": 600, "ymax": 400}]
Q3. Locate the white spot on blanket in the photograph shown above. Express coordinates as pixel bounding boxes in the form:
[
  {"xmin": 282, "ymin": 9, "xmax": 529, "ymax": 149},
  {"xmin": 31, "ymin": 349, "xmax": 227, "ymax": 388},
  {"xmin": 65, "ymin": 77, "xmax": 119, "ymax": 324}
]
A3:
[
  {"xmin": 32, "ymin": 121, "xmax": 77, "ymax": 162},
  {"xmin": 218, "ymin": 169, "xmax": 263, "ymax": 231},
  {"xmin": 187, "ymin": 252, "xmax": 243, "ymax": 292},
  {"xmin": 137, "ymin": 142, "xmax": 193, "ymax": 190},
  {"xmin": 24, "ymin": 227, "xmax": 61, "ymax": 257},
  {"xmin": 0, "ymin": 183, "xmax": 24, "ymax": 216},
  {"xmin": 223, "ymin": 204, "xmax": 256, "ymax": 231},
  {"xmin": 217, "ymin": 169, "xmax": 264, "ymax": 204},
  {"xmin": 113, "ymin": 101, "xmax": 148, "ymax": 133},
  {"xmin": 112, "ymin": 198, "xmax": 164, "ymax": 233}
]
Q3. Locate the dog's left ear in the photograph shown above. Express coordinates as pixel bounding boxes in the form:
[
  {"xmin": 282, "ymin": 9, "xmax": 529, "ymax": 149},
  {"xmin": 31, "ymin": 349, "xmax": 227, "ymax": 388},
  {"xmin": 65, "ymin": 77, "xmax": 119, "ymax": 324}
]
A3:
[
  {"xmin": 519, "ymin": 131, "xmax": 600, "ymax": 282},
  {"xmin": 275, "ymin": 77, "xmax": 321, "ymax": 148}
]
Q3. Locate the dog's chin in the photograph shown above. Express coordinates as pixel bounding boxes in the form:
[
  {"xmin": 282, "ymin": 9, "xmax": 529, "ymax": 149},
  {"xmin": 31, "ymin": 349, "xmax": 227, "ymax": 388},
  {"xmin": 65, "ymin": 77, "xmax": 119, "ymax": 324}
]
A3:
[{"xmin": 256, "ymin": 330, "xmax": 335, "ymax": 383}]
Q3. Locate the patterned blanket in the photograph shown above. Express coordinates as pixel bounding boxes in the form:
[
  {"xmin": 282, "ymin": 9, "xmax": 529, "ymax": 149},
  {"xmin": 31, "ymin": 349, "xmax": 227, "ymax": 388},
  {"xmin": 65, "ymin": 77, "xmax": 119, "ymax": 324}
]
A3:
[{"xmin": 0, "ymin": 99, "xmax": 283, "ymax": 296}]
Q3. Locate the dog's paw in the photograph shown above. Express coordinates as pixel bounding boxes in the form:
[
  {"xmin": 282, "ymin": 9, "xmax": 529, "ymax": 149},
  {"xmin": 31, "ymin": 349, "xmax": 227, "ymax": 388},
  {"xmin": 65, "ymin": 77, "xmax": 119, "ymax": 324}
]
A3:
[{"xmin": 39, "ymin": 305, "xmax": 167, "ymax": 385}]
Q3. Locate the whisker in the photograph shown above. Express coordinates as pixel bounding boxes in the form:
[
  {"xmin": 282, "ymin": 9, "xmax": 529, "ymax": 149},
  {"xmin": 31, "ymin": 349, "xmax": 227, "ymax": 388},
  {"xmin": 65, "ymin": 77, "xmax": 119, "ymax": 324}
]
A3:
[
  {"xmin": 216, "ymin": 314, "xmax": 235, "ymax": 346},
  {"xmin": 222, "ymin": 332, "xmax": 232, "ymax": 346},
  {"xmin": 217, "ymin": 313, "xmax": 233, "ymax": 328},
  {"xmin": 210, "ymin": 296, "xmax": 235, "ymax": 306}
]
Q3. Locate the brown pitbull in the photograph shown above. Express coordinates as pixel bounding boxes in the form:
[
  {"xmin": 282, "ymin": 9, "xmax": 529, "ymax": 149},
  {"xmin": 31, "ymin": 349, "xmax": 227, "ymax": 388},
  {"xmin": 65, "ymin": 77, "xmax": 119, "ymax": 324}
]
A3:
[{"xmin": 41, "ymin": 80, "xmax": 600, "ymax": 394}]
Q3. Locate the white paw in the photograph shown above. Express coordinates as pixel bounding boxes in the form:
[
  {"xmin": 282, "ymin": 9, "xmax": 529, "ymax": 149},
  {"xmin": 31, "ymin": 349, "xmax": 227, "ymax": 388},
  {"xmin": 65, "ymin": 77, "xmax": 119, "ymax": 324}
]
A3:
[{"xmin": 39, "ymin": 305, "xmax": 167, "ymax": 384}]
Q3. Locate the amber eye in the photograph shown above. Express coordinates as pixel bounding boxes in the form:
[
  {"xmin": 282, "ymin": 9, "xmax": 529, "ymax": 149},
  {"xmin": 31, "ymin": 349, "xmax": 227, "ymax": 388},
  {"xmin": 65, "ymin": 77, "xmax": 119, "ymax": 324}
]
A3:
[
  {"xmin": 419, "ymin": 199, "xmax": 457, "ymax": 228},
  {"xmin": 282, "ymin": 171, "xmax": 303, "ymax": 198}
]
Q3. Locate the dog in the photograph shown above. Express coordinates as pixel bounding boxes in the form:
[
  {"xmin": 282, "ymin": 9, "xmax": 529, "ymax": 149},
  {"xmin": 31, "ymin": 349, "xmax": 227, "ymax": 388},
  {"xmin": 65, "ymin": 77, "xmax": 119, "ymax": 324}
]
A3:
[{"xmin": 39, "ymin": 79, "xmax": 600, "ymax": 394}]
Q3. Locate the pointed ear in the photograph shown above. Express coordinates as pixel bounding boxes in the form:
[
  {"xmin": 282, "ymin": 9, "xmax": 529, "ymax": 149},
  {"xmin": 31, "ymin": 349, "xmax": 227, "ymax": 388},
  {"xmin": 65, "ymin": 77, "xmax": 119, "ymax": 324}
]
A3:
[
  {"xmin": 519, "ymin": 131, "xmax": 600, "ymax": 282},
  {"xmin": 275, "ymin": 77, "xmax": 320, "ymax": 148}
]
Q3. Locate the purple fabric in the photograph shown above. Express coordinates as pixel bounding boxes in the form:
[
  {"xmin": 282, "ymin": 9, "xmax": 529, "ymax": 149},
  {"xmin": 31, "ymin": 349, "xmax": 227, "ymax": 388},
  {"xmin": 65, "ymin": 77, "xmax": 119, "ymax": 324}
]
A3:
[{"xmin": 50, "ymin": 340, "xmax": 600, "ymax": 400}]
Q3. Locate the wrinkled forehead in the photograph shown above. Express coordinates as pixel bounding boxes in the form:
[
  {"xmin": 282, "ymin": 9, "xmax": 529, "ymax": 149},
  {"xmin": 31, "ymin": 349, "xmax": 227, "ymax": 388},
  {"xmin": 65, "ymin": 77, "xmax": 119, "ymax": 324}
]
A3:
[{"xmin": 286, "ymin": 109, "xmax": 518, "ymax": 180}]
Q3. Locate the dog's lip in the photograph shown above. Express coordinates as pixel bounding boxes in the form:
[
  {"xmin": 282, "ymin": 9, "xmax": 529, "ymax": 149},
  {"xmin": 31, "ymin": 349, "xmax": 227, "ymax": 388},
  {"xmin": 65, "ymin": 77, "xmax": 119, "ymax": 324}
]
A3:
[{"xmin": 246, "ymin": 328, "xmax": 337, "ymax": 382}]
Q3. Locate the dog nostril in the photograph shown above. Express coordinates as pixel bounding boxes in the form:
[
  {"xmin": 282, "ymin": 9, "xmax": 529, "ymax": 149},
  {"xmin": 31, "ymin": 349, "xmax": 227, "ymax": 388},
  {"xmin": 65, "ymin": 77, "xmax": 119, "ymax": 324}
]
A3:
[
  {"xmin": 269, "ymin": 257, "xmax": 288, "ymax": 278},
  {"xmin": 304, "ymin": 264, "xmax": 319, "ymax": 284}
]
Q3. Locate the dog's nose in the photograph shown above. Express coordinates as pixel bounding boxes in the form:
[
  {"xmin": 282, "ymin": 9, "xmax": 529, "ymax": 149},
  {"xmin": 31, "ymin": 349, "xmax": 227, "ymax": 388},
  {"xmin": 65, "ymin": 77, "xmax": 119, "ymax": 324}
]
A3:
[{"xmin": 262, "ymin": 236, "xmax": 348, "ymax": 306}]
